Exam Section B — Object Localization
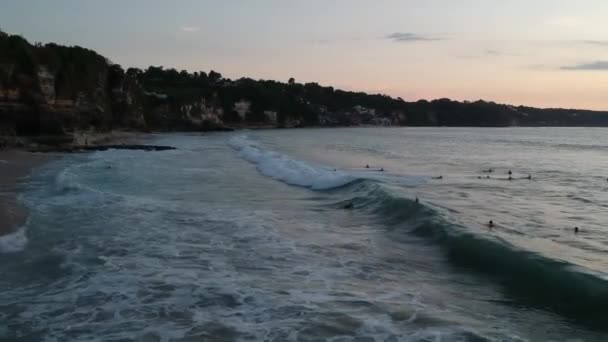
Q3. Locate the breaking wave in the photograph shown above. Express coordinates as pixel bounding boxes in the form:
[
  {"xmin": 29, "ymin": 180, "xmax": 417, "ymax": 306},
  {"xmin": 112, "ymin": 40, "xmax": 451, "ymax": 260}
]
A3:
[
  {"xmin": 342, "ymin": 180, "xmax": 608, "ymax": 327},
  {"xmin": 229, "ymin": 136, "xmax": 608, "ymax": 327},
  {"xmin": 229, "ymin": 135, "xmax": 358, "ymax": 190},
  {"xmin": 0, "ymin": 227, "xmax": 28, "ymax": 253}
]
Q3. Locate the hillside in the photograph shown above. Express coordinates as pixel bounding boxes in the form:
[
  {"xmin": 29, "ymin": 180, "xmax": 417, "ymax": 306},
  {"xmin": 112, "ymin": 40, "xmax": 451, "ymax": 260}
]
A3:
[{"xmin": 2, "ymin": 31, "xmax": 608, "ymax": 147}]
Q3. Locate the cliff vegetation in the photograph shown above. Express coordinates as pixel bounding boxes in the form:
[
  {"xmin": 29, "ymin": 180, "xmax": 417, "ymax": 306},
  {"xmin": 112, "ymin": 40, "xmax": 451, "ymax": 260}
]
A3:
[{"xmin": 2, "ymin": 30, "xmax": 608, "ymax": 148}]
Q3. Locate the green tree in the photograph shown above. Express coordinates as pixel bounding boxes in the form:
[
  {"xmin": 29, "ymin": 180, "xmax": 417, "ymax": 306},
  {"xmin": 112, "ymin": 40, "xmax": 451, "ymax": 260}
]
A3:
[{"xmin": 208, "ymin": 70, "xmax": 222, "ymax": 83}]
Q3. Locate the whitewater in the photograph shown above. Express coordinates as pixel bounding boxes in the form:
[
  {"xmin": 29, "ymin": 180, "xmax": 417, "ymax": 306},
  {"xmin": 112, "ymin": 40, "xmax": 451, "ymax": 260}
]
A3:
[{"xmin": 2, "ymin": 127, "xmax": 608, "ymax": 341}]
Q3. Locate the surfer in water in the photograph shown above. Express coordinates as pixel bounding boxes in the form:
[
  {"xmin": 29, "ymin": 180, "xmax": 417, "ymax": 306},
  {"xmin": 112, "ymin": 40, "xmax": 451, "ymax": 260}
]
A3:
[
  {"xmin": 379, "ymin": 168, "xmax": 384, "ymax": 172},
  {"xmin": 488, "ymin": 220, "xmax": 495, "ymax": 228},
  {"xmin": 574, "ymin": 227, "xmax": 579, "ymax": 234},
  {"xmin": 527, "ymin": 174, "xmax": 532, "ymax": 180},
  {"xmin": 433, "ymin": 175, "xmax": 443, "ymax": 180},
  {"xmin": 365, "ymin": 164, "xmax": 370, "ymax": 169},
  {"xmin": 508, "ymin": 170, "xmax": 513, "ymax": 176}
]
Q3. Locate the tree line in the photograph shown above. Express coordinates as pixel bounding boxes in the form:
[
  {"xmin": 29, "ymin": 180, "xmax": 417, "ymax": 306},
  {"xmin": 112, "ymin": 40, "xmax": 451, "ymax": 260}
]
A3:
[{"xmin": 2, "ymin": 29, "xmax": 608, "ymax": 140}]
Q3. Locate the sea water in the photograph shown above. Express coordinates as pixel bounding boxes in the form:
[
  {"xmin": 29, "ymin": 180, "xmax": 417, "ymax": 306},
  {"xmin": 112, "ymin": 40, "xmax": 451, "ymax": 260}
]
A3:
[{"xmin": 2, "ymin": 127, "xmax": 608, "ymax": 341}]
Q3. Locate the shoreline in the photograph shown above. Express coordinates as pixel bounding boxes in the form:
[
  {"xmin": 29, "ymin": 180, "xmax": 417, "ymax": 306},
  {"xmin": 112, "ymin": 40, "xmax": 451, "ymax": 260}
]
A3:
[
  {"xmin": 0, "ymin": 150, "xmax": 50, "ymax": 237},
  {"xmin": 0, "ymin": 131, "xmax": 144, "ymax": 237}
]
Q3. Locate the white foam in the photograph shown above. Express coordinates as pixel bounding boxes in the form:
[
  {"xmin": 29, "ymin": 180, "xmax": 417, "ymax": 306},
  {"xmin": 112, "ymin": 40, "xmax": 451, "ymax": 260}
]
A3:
[
  {"xmin": 0, "ymin": 228, "xmax": 28, "ymax": 253},
  {"xmin": 229, "ymin": 135, "xmax": 357, "ymax": 190}
]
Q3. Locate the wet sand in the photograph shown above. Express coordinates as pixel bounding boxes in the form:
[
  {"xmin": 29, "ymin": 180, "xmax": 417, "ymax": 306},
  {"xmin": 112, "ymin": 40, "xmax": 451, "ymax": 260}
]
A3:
[{"xmin": 0, "ymin": 150, "xmax": 50, "ymax": 236}]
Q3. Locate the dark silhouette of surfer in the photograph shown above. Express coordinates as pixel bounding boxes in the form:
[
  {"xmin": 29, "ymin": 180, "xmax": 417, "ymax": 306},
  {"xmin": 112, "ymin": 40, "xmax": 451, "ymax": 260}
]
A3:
[
  {"xmin": 433, "ymin": 175, "xmax": 443, "ymax": 180},
  {"xmin": 574, "ymin": 227, "xmax": 579, "ymax": 234},
  {"xmin": 379, "ymin": 168, "xmax": 384, "ymax": 172},
  {"xmin": 527, "ymin": 174, "xmax": 532, "ymax": 180},
  {"xmin": 365, "ymin": 164, "xmax": 370, "ymax": 169},
  {"xmin": 508, "ymin": 170, "xmax": 513, "ymax": 175},
  {"xmin": 488, "ymin": 220, "xmax": 495, "ymax": 228},
  {"xmin": 415, "ymin": 197, "xmax": 419, "ymax": 204},
  {"xmin": 483, "ymin": 168, "xmax": 493, "ymax": 173}
]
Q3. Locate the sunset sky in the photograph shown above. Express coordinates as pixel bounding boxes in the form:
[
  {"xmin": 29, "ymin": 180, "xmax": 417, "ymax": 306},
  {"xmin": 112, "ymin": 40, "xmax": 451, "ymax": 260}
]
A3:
[{"xmin": 2, "ymin": 0, "xmax": 608, "ymax": 110}]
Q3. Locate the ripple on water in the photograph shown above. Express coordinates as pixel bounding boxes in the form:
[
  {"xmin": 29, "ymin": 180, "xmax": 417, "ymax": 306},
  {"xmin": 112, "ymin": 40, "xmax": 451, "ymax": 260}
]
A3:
[{"xmin": 5, "ymin": 131, "xmax": 608, "ymax": 340}]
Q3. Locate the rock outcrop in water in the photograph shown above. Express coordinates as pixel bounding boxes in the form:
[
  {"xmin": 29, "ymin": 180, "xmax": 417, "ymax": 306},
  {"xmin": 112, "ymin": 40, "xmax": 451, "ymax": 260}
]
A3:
[
  {"xmin": 29, "ymin": 144, "xmax": 176, "ymax": 153},
  {"xmin": 2, "ymin": 30, "xmax": 608, "ymax": 148}
]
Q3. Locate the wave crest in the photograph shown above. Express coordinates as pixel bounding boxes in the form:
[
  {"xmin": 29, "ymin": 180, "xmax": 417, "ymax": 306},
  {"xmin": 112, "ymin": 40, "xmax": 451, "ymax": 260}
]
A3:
[
  {"xmin": 229, "ymin": 135, "xmax": 357, "ymax": 190},
  {"xmin": 347, "ymin": 181, "xmax": 608, "ymax": 326},
  {"xmin": 0, "ymin": 228, "xmax": 28, "ymax": 253}
]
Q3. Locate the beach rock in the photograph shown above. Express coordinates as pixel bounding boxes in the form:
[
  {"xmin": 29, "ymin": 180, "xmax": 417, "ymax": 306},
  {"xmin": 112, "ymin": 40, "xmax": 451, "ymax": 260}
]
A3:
[{"xmin": 30, "ymin": 144, "xmax": 176, "ymax": 153}]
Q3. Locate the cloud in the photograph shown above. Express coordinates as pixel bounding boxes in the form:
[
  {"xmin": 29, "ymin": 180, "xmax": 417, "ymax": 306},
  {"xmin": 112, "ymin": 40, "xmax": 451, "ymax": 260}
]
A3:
[
  {"xmin": 180, "ymin": 26, "xmax": 200, "ymax": 32},
  {"xmin": 457, "ymin": 49, "xmax": 522, "ymax": 59},
  {"xmin": 560, "ymin": 61, "xmax": 608, "ymax": 70},
  {"xmin": 484, "ymin": 49, "xmax": 502, "ymax": 56},
  {"xmin": 304, "ymin": 37, "xmax": 365, "ymax": 45},
  {"xmin": 485, "ymin": 49, "xmax": 522, "ymax": 57},
  {"xmin": 385, "ymin": 32, "xmax": 444, "ymax": 42},
  {"xmin": 581, "ymin": 40, "xmax": 608, "ymax": 47},
  {"xmin": 560, "ymin": 40, "xmax": 608, "ymax": 47}
]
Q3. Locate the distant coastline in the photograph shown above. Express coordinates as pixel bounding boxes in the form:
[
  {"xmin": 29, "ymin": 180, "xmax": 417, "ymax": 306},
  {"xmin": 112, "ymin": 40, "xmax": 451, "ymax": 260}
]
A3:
[{"xmin": 2, "ymin": 29, "xmax": 608, "ymax": 151}]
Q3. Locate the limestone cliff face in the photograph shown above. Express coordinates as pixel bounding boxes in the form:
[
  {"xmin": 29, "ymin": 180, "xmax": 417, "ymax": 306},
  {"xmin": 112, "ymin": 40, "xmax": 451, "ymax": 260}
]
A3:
[
  {"xmin": 37, "ymin": 66, "xmax": 55, "ymax": 104},
  {"xmin": 110, "ymin": 76, "xmax": 146, "ymax": 129},
  {"xmin": 1, "ymin": 64, "xmax": 148, "ymax": 141},
  {"xmin": 180, "ymin": 98, "xmax": 223, "ymax": 126},
  {"xmin": 143, "ymin": 93, "xmax": 227, "ymax": 131}
]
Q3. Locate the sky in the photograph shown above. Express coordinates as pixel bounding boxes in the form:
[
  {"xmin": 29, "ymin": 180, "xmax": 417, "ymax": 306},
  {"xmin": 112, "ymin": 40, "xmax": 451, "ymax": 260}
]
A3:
[{"xmin": 1, "ymin": 0, "xmax": 608, "ymax": 110}]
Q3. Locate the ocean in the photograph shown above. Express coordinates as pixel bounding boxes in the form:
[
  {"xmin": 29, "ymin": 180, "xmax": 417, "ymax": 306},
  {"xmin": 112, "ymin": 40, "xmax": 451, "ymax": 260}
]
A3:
[{"xmin": 1, "ymin": 127, "xmax": 608, "ymax": 341}]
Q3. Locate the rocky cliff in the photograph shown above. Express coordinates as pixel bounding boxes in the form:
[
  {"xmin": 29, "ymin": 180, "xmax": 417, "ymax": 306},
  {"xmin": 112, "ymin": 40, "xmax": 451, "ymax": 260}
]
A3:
[
  {"xmin": 2, "ymin": 30, "xmax": 608, "ymax": 148},
  {"xmin": 0, "ymin": 31, "xmax": 231, "ymax": 147}
]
